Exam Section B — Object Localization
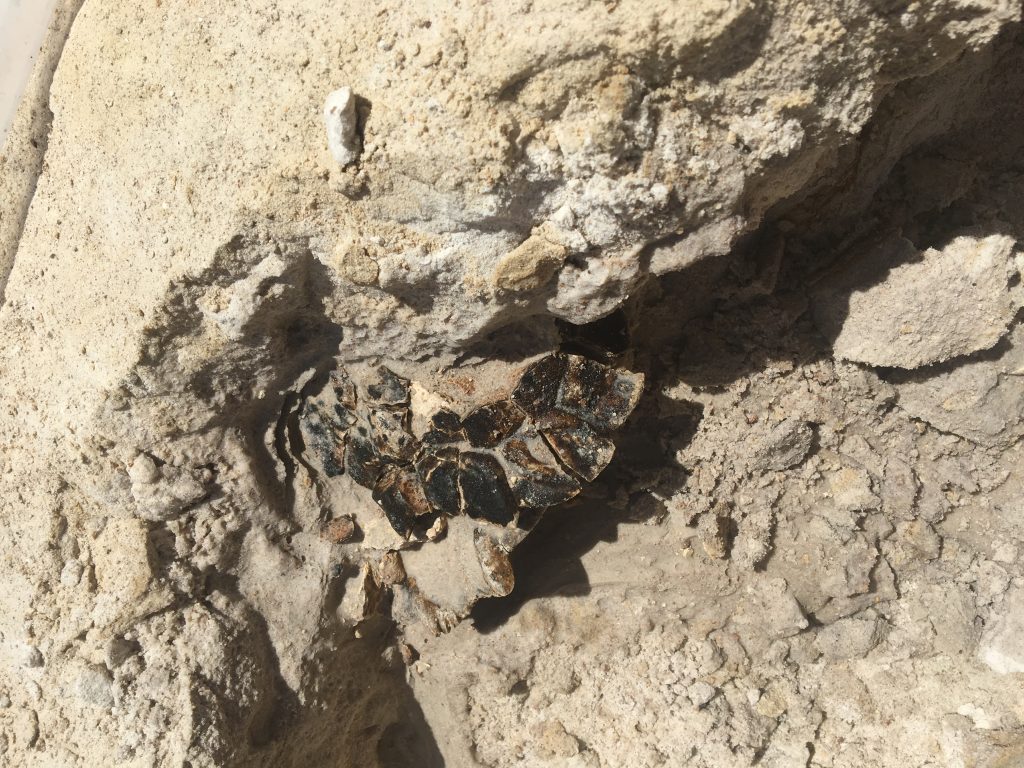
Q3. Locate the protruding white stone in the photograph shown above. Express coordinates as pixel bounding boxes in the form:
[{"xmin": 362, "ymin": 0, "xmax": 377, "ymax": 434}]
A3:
[
  {"xmin": 979, "ymin": 586, "xmax": 1024, "ymax": 675},
  {"xmin": 59, "ymin": 560, "xmax": 84, "ymax": 587},
  {"xmin": 323, "ymin": 86, "xmax": 360, "ymax": 167}
]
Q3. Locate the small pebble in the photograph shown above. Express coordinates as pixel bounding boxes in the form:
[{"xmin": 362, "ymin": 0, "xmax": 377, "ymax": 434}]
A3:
[
  {"xmin": 60, "ymin": 559, "xmax": 84, "ymax": 587},
  {"xmin": 426, "ymin": 515, "xmax": 447, "ymax": 541},
  {"xmin": 321, "ymin": 516, "xmax": 357, "ymax": 544},
  {"xmin": 22, "ymin": 646, "xmax": 43, "ymax": 669},
  {"xmin": 74, "ymin": 666, "xmax": 114, "ymax": 708},
  {"xmin": 323, "ymin": 86, "xmax": 360, "ymax": 167},
  {"xmin": 104, "ymin": 638, "xmax": 138, "ymax": 670},
  {"xmin": 375, "ymin": 551, "xmax": 406, "ymax": 585},
  {"xmin": 688, "ymin": 681, "xmax": 717, "ymax": 708}
]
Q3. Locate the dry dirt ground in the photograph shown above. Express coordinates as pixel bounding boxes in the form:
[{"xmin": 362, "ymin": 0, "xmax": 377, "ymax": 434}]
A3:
[{"xmin": 1, "ymin": 2, "xmax": 1023, "ymax": 767}]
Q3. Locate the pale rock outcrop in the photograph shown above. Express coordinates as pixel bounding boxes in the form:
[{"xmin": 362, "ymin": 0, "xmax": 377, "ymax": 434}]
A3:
[
  {"xmin": 979, "ymin": 585, "xmax": 1024, "ymax": 675},
  {"xmin": 814, "ymin": 233, "xmax": 1023, "ymax": 369},
  {"xmin": 323, "ymin": 86, "xmax": 360, "ymax": 168},
  {"xmin": 1, "ymin": 0, "xmax": 1023, "ymax": 766}
]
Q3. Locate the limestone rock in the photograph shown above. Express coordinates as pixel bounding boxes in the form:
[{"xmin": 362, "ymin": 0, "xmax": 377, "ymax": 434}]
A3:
[
  {"xmin": 1, "ymin": 0, "xmax": 1023, "ymax": 766},
  {"xmin": 745, "ymin": 418, "xmax": 814, "ymax": 473},
  {"xmin": 492, "ymin": 225, "xmax": 568, "ymax": 294},
  {"xmin": 893, "ymin": 323, "xmax": 1024, "ymax": 448},
  {"xmin": 814, "ymin": 233, "xmax": 1023, "ymax": 369},
  {"xmin": 323, "ymin": 86, "xmax": 360, "ymax": 167},
  {"xmin": 814, "ymin": 614, "xmax": 885, "ymax": 660},
  {"xmin": 979, "ymin": 586, "xmax": 1024, "ymax": 675}
]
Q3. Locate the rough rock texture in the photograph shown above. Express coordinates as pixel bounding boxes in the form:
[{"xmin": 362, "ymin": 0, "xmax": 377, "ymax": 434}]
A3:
[
  {"xmin": 814, "ymin": 233, "xmax": 1024, "ymax": 369},
  {"xmin": 2, "ymin": 1, "xmax": 1024, "ymax": 767},
  {"xmin": 0, "ymin": 0, "xmax": 85, "ymax": 301}
]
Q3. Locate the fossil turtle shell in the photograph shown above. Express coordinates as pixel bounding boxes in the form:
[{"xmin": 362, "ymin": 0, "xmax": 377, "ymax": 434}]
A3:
[{"xmin": 299, "ymin": 353, "xmax": 643, "ymax": 538}]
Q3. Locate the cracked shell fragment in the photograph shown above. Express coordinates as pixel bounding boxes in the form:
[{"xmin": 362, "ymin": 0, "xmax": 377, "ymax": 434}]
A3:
[
  {"xmin": 299, "ymin": 402, "xmax": 347, "ymax": 477},
  {"xmin": 367, "ymin": 408, "xmax": 417, "ymax": 461},
  {"xmin": 364, "ymin": 365, "xmax": 410, "ymax": 406},
  {"xmin": 500, "ymin": 433, "xmax": 581, "ymax": 507},
  {"xmin": 542, "ymin": 419, "xmax": 616, "ymax": 481},
  {"xmin": 373, "ymin": 465, "xmax": 433, "ymax": 537},
  {"xmin": 345, "ymin": 432, "xmax": 388, "ymax": 489},
  {"xmin": 297, "ymin": 352, "xmax": 642, "ymax": 535},
  {"xmin": 422, "ymin": 408, "xmax": 464, "ymax": 444},
  {"xmin": 458, "ymin": 452, "xmax": 517, "ymax": 525},
  {"xmin": 330, "ymin": 368, "xmax": 358, "ymax": 409},
  {"xmin": 474, "ymin": 530, "xmax": 515, "ymax": 597},
  {"xmin": 557, "ymin": 355, "xmax": 645, "ymax": 432},
  {"xmin": 511, "ymin": 354, "xmax": 569, "ymax": 420},
  {"xmin": 332, "ymin": 403, "xmax": 357, "ymax": 429},
  {"xmin": 461, "ymin": 400, "xmax": 525, "ymax": 448},
  {"xmin": 416, "ymin": 446, "xmax": 461, "ymax": 516}
]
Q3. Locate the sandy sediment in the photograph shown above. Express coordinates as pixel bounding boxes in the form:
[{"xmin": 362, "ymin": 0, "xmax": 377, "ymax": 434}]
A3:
[
  {"xmin": 1, "ymin": 2, "xmax": 1023, "ymax": 767},
  {"xmin": 0, "ymin": 0, "xmax": 85, "ymax": 301}
]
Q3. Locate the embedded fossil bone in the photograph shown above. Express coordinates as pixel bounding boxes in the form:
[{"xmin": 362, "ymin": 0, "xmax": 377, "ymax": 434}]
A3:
[{"xmin": 299, "ymin": 353, "xmax": 644, "ymax": 539}]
